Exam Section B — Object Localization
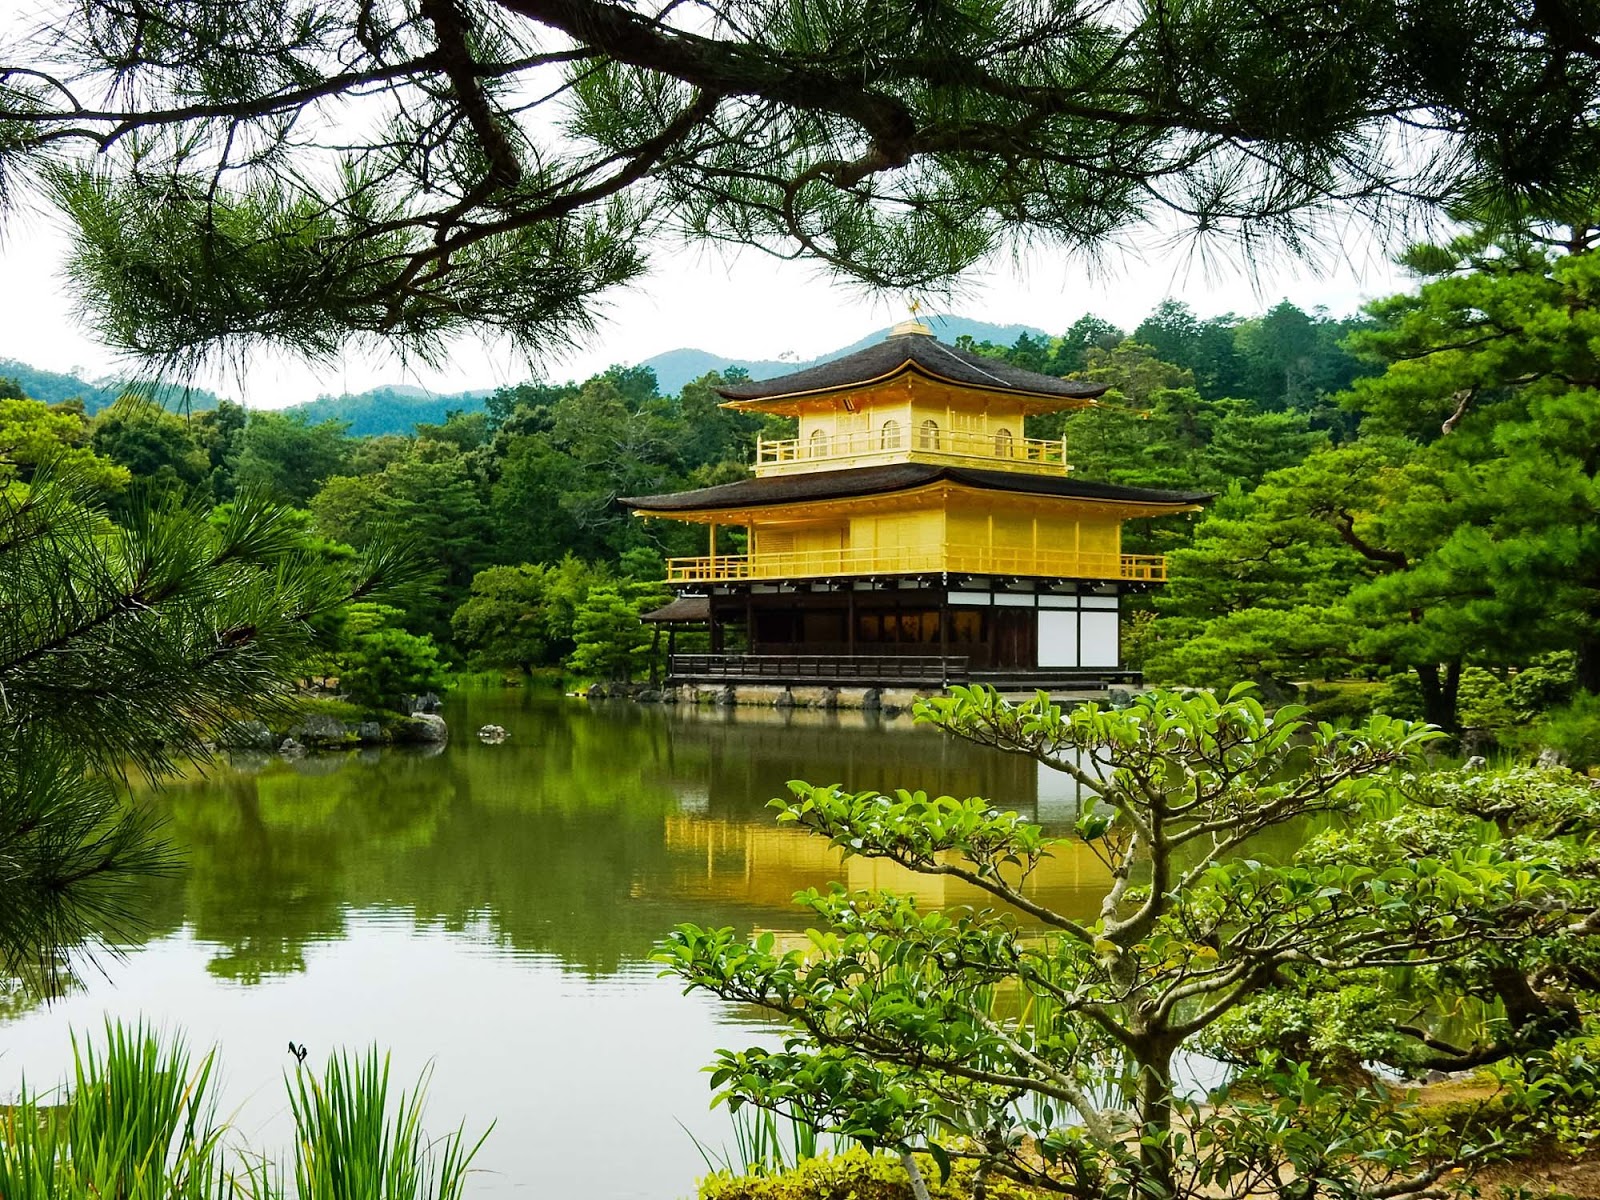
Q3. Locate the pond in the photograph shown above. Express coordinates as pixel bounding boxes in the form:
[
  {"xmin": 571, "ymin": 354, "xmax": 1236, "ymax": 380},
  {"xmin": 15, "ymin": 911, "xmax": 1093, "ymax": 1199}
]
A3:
[{"xmin": 0, "ymin": 690, "xmax": 1105, "ymax": 1198}]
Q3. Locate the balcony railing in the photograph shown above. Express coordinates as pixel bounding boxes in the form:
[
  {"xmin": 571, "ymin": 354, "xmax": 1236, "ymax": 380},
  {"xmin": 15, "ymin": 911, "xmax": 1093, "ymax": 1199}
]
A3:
[
  {"xmin": 669, "ymin": 653, "xmax": 970, "ymax": 684},
  {"xmin": 756, "ymin": 428, "xmax": 1067, "ymax": 470},
  {"xmin": 666, "ymin": 545, "xmax": 1167, "ymax": 584}
]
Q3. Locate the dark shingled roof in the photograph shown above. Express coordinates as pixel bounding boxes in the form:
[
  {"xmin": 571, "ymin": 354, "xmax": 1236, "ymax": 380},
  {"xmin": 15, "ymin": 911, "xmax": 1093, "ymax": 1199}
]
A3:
[
  {"xmin": 716, "ymin": 331, "xmax": 1107, "ymax": 403},
  {"xmin": 639, "ymin": 595, "xmax": 711, "ymax": 623},
  {"xmin": 625, "ymin": 464, "xmax": 1212, "ymax": 513}
]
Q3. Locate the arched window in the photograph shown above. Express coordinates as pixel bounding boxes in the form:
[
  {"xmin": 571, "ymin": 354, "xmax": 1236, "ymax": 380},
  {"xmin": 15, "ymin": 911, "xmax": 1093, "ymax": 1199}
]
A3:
[
  {"xmin": 994, "ymin": 427, "xmax": 1015, "ymax": 457},
  {"xmin": 918, "ymin": 419, "xmax": 941, "ymax": 450},
  {"xmin": 808, "ymin": 428, "xmax": 829, "ymax": 457},
  {"xmin": 880, "ymin": 419, "xmax": 902, "ymax": 450}
]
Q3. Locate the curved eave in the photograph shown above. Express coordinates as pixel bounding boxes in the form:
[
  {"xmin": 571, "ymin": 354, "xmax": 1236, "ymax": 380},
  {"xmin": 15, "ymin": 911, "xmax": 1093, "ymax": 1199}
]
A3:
[
  {"xmin": 716, "ymin": 360, "xmax": 1106, "ymax": 414},
  {"xmin": 631, "ymin": 481, "xmax": 1207, "ymax": 525}
]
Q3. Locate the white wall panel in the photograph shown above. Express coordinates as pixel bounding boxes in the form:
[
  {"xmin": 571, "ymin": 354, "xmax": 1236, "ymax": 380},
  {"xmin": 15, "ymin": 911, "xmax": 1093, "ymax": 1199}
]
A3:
[
  {"xmin": 1038, "ymin": 611, "xmax": 1079, "ymax": 667},
  {"xmin": 1080, "ymin": 611, "xmax": 1119, "ymax": 667}
]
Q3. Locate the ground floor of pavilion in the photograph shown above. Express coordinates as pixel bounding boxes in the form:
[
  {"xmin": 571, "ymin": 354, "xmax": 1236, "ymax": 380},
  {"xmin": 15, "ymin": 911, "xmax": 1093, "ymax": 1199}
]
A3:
[{"xmin": 644, "ymin": 575, "xmax": 1144, "ymax": 689}]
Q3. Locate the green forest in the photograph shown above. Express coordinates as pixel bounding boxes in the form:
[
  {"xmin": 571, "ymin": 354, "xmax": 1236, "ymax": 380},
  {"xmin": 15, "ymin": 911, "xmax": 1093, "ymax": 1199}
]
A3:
[{"xmin": 8, "ymin": 222, "xmax": 1595, "ymax": 756}]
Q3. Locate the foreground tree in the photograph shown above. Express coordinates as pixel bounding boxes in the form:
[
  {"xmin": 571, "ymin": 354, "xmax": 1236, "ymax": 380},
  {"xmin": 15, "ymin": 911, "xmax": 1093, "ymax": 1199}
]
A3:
[
  {"xmin": 4, "ymin": 2, "xmax": 1599, "ymax": 369},
  {"xmin": 1151, "ymin": 220, "xmax": 1600, "ymax": 726},
  {"xmin": 664, "ymin": 688, "xmax": 1600, "ymax": 1199},
  {"xmin": 0, "ymin": 464, "xmax": 408, "ymax": 990}
]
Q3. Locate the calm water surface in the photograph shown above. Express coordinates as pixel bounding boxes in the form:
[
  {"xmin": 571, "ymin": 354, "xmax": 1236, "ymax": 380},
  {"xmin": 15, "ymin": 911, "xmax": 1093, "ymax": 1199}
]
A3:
[{"xmin": 0, "ymin": 691, "xmax": 1102, "ymax": 1197}]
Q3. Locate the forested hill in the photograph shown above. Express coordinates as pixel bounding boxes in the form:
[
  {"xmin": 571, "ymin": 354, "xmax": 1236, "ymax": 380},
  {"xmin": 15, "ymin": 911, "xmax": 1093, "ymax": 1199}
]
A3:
[
  {"xmin": 285, "ymin": 384, "xmax": 494, "ymax": 436},
  {"xmin": 637, "ymin": 315, "xmax": 1047, "ymax": 394},
  {"xmin": 0, "ymin": 358, "xmax": 227, "ymax": 413}
]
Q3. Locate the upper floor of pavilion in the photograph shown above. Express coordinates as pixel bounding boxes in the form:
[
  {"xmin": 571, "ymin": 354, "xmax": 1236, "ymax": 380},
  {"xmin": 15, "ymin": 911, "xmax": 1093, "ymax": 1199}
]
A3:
[{"xmin": 719, "ymin": 320, "xmax": 1106, "ymax": 477}]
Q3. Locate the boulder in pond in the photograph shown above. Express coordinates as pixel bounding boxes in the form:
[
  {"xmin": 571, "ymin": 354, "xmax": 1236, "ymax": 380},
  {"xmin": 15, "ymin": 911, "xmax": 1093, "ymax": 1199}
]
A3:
[
  {"xmin": 477, "ymin": 724, "xmax": 508, "ymax": 744},
  {"xmin": 279, "ymin": 737, "xmax": 307, "ymax": 759},
  {"xmin": 586, "ymin": 682, "xmax": 608, "ymax": 700},
  {"xmin": 396, "ymin": 713, "xmax": 449, "ymax": 744}
]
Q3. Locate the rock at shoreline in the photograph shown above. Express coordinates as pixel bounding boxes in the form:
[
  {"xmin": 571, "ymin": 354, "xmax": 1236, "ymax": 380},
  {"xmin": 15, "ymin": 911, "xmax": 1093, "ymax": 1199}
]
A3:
[
  {"xmin": 300, "ymin": 713, "xmax": 351, "ymax": 746},
  {"xmin": 396, "ymin": 713, "xmax": 449, "ymax": 744},
  {"xmin": 219, "ymin": 719, "xmax": 275, "ymax": 751},
  {"xmin": 279, "ymin": 737, "xmax": 307, "ymax": 759}
]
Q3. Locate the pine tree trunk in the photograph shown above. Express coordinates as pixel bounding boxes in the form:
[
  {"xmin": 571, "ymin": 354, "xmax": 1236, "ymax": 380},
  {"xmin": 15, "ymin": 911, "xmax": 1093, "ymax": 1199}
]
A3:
[
  {"xmin": 1577, "ymin": 632, "xmax": 1600, "ymax": 695},
  {"xmin": 1415, "ymin": 660, "xmax": 1462, "ymax": 731}
]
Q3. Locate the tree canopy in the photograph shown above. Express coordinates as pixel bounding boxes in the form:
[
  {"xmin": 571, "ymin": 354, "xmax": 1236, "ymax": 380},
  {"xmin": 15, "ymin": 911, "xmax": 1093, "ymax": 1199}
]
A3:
[{"xmin": 4, "ymin": 0, "xmax": 1600, "ymax": 370}]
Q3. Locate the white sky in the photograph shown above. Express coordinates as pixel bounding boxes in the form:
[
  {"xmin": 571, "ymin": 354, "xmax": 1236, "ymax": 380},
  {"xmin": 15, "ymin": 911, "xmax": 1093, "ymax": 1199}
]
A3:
[{"xmin": 0, "ymin": 204, "xmax": 1411, "ymax": 408}]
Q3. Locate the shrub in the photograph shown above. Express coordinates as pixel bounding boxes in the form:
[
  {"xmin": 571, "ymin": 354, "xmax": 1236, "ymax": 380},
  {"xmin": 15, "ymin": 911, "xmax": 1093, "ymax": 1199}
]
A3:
[
  {"xmin": 701, "ymin": 1147, "xmax": 1048, "ymax": 1200},
  {"xmin": 1513, "ymin": 692, "xmax": 1600, "ymax": 769},
  {"xmin": 339, "ymin": 627, "xmax": 450, "ymax": 712}
]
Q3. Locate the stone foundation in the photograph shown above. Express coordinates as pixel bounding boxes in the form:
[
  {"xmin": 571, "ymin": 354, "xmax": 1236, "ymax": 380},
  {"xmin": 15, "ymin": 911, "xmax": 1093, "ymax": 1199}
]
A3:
[{"xmin": 585, "ymin": 681, "xmax": 946, "ymax": 710}]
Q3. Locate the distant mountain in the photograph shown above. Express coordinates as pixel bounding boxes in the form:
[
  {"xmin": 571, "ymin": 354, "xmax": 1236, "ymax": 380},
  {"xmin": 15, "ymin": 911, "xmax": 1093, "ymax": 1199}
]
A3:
[
  {"xmin": 638, "ymin": 314, "xmax": 1050, "ymax": 396},
  {"xmin": 284, "ymin": 385, "xmax": 494, "ymax": 437},
  {"xmin": 0, "ymin": 314, "xmax": 1053, "ymax": 436},
  {"xmin": 0, "ymin": 358, "xmax": 226, "ymax": 413}
]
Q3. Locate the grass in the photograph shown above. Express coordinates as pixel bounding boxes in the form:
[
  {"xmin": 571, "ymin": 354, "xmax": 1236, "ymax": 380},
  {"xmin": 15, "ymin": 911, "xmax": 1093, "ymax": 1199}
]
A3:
[
  {"xmin": 285, "ymin": 1049, "xmax": 489, "ymax": 1200},
  {"xmin": 0, "ymin": 1022, "xmax": 488, "ymax": 1200},
  {"xmin": 685, "ymin": 1106, "xmax": 840, "ymax": 1178},
  {"xmin": 289, "ymin": 696, "xmax": 374, "ymax": 724}
]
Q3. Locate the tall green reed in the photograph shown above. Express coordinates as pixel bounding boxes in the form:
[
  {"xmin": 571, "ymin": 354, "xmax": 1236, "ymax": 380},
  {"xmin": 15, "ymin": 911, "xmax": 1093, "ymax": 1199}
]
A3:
[
  {"xmin": 284, "ymin": 1048, "xmax": 489, "ymax": 1200},
  {"xmin": 0, "ymin": 1021, "xmax": 488, "ymax": 1200}
]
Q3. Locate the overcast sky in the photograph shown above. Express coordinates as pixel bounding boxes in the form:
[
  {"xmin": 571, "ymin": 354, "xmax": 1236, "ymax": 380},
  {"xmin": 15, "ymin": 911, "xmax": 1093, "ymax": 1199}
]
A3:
[{"xmin": 0, "ymin": 205, "xmax": 1411, "ymax": 409}]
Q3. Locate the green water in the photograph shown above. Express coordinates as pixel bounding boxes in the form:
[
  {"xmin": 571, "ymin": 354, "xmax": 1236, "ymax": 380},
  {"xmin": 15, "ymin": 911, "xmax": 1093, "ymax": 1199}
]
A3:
[{"xmin": 0, "ymin": 691, "xmax": 1097, "ymax": 1198}]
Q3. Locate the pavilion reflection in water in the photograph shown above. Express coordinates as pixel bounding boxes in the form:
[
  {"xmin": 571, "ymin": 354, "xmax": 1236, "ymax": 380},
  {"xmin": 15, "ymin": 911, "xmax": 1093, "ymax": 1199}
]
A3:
[{"xmin": 650, "ymin": 703, "xmax": 1114, "ymax": 929}]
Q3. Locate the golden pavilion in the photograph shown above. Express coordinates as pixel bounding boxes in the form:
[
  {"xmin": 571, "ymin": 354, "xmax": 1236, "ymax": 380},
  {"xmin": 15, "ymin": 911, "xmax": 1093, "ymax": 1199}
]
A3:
[{"xmin": 624, "ymin": 320, "xmax": 1210, "ymax": 687}]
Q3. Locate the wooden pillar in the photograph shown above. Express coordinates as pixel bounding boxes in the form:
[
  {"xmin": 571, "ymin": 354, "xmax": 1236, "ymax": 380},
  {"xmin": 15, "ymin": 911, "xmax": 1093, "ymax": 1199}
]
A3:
[
  {"xmin": 746, "ymin": 590, "xmax": 755, "ymax": 655},
  {"xmin": 939, "ymin": 590, "xmax": 950, "ymax": 686},
  {"xmin": 708, "ymin": 520, "xmax": 718, "ymax": 578},
  {"xmin": 847, "ymin": 587, "xmax": 856, "ymax": 658}
]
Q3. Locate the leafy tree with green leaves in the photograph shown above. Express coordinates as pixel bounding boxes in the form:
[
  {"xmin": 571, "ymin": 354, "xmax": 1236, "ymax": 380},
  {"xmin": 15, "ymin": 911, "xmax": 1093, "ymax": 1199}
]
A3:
[
  {"xmin": 568, "ymin": 581, "xmax": 664, "ymax": 681},
  {"xmin": 234, "ymin": 412, "xmax": 352, "ymax": 506},
  {"xmin": 90, "ymin": 399, "xmax": 212, "ymax": 502},
  {"xmin": 451, "ymin": 564, "xmax": 558, "ymax": 673},
  {"xmin": 664, "ymin": 687, "xmax": 1600, "ymax": 1200},
  {"xmin": 5, "ymin": 0, "xmax": 1595, "ymax": 372},
  {"xmin": 0, "ymin": 463, "xmax": 408, "ymax": 992},
  {"xmin": 1132, "ymin": 301, "xmax": 1246, "ymax": 398},
  {"xmin": 414, "ymin": 409, "xmax": 490, "ymax": 452},
  {"xmin": 311, "ymin": 449, "xmax": 491, "ymax": 636},
  {"xmin": 1048, "ymin": 315, "xmax": 1125, "ymax": 376},
  {"xmin": 193, "ymin": 400, "xmax": 247, "ymax": 500},
  {"xmin": 0, "ymin": 395, "xmax": 129, "ymax": 492},
  {"xmin": 338, "ymin": 625, "xmax": 451, "ymax": 713}
]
